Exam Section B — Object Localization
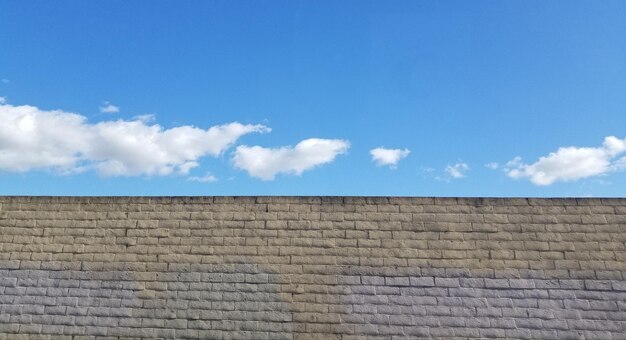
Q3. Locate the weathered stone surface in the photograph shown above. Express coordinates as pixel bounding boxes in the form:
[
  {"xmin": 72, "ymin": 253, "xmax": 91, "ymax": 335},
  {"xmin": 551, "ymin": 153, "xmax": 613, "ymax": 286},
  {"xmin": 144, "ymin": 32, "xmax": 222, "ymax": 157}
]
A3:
[{"xmin": 0, "ymin": 196, "xmax": 625, "ymax": 339}]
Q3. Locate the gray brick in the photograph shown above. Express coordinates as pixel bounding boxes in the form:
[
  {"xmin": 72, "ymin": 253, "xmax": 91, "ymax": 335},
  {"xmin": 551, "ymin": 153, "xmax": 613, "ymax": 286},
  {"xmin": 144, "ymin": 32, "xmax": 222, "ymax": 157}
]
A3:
[
  {"xmin": 388, "ymin": 315, "xmax": 413, "ymax": 326},
  {"xmin": 502, "ymin": 308, "xmax": 528, "ymax": 318},
  {"xmin": 564, "ymin": 299, "xmax": 590, "ymax": 310},
  {"xmin": 423, "ymin": 287, "xmax": 447, "ymax": 296},
  {"xmin": 385, "ymin": 277, "xmax": 410, "ymax": 286},
  {"xmin": 453, "ymin": 327, "xmax": 480, "ymax": 338},
  {"xmin": 584, "ymin": 331, "xmax": 613, "ymax": 340},
  {"xmin": 535, "ymin": 279, "xmax": 560, "ymax": 289},
  {"xmin": 84, "ymin": 326, "xmax": 107, "ymax": 336},
  {"xmin": 484, "ymin": 278, "xmax": 510, "ymax": 289},
  {"xmin": 506, "ymin": 328, "xmax": 533, "ymax": 339},
  {"xmin": 589, "ymin": 300, "xmax": 618, "ymax": 311},
  {"xmin": 439, "ymin": 316, "xmax": 464, "ymax": 327},
  {"xmin": 515, "ymin": 317, "xmax": 543, "ymax": 329},
  {"xmin": 580, "ymin": 310, "xmax": 608, "ymax": 320},
  {"xmin": 361, "ymin": 276, "xmax": 385, "ymax": 285},
  {"xmin": 509, "ymin": 278, "xmax": 535, "ymax": 289},
  {"xmin": 529, "ymin": 308, "xmax": 555, "ymax": 320},
  {"xmin": 525, "ymin": 289, "xmax": 550, "ymax": 298},
  {"xmin": 354, "ymin": 324, "xmax": 379, "ymax": 335},
  {"xmin": 0, "ymin": 277, "xmax": 17, "ymax": 287},
  {"xmin": 449, "ymin": 306, "xmax": 475, "ymax": 317},
  {"xmin": 538, "ymin": 299, "xmax": 564, "ymax": 309},
  {"xmin": 413, "ymin": 315, "xmax": 439, "ymax": 327},
  {"xmin": 429, "ymin": 327, "xmax": 456, "ymax": 338},
  {"xmin": 461, "ymin": 297, "xmax": 488, "ymax": 308},
  {"xmin": 593, "ymin": 320, "xmax": 622, "ymax": 332},
  {"xmin": 477, "ymin": 307, "xmax": 501, "ymax": 317},
  {"xmin": 352, "ymin": 285, "xmax": 376, "ymax": 295},
  {"xmin": 575, "ymin": 290, "xmax": 613, "ymax": 300},
  {"xmin": 568, "ymin": 319, "xmax": 597, "ymax": 331},
  {"xmin": 436, "ymin": 296, "xmax": 464, "ymax": 307},
  {"xmin": 434, "ymin": 277, "xmax": 459, "ymax": 287},
  {"xmin": 404, "ymin": 326, "xmax": 430, "ymax": 337},
  {"xmin": 585, "ymin": 280, "xmax": 612, "ymax": 290},
  {"xmin": 40, "ymin": 325, "xmax": 64, "ymax": 335},
  {"xmin": 460, "ymin": 278, "xmax": 484, "ymax": 288},
  {"xmin": 612, "ymin": 280, "xmax": 626, "ymax": 291},
  {"xmin": 559, "ymin": 279, "xmax": 585, "ymax": 290},
  {"xmin": 512, "ymin": 298, "xmax": 537, "ymax": 308},
  {"xmin": 448, "ymin": 287, "xmax": 476, "ymax": 297},
  {"xmin": 466, "ymin": 317, "xmax": 491, "ymax": 329},
  {"xmin": 479, "ymin": 328, "xmax": 506, "ymax": 338},
  {"xmin": 556, "ymin": 330, "xmax": 586, "ymax": 339},
  {"xmin": 549, "ymin": 289, "xmax": 577, "ymax": 299},
  {"xmin": 409, "ymin": 277, "xmax": 434, "ymax": 287},
  {"xmin": 553, "ymin": 309, "xmax": 581, "ymax": 320},
  {"xmin": 20, "ymin": 325, "xmax": 41, "ymax": 334},
  {"xmin": 597, "ymin": 271, "xmax": 623, "ymax": 281}
]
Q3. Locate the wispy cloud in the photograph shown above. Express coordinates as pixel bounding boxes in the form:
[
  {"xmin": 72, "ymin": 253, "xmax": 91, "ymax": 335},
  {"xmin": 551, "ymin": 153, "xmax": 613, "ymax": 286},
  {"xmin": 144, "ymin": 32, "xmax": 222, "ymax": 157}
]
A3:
[
  {"xmin": 0, "ymin": 101, "xmax": 269, "ymax": 176},
  {"xmin": 133, "ymin": 114, "xmax": 156, "ymax": 123},
  {"xmin": 370, "ymin": 147, "xmax": 410, "ymax": 168},
  {"xmin": 233, "ymin": 138, "xmax": 350, "ymax": 180},
  {"xmin": 187, "ymin": 173, "xmax": 218, "ymax": 183},
  {"xmin": 1, "ymin": 79, "xmax": 8, "ymax": 84},
  {"xmin": 505, "ymin": 136, "xmax": 626, "ymax": 185},
  {"xmin": 423, "ymin": 163, "xmax": 470, "ymax": 182},
  {"xmin": 444, "ymin": 162, "xmax": 470, "ymax": 179},
  {"xmin": 99, "ymin": 101, "xmax": 120, "ymax": 114},
  {"xmin": 0, "ymin": 97, "xmax": 5, "ymax": 104},
  {"xmin": 485, "ymin": 162, "xmax": 499, "ymax": 170}
]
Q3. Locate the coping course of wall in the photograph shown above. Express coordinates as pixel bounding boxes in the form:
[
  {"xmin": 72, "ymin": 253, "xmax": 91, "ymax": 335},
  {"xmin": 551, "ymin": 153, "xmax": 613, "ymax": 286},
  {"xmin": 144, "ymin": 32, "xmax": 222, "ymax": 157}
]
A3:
[{"xmin": 1, "ymin": 196, "xmax": 626, "ymax": 340}]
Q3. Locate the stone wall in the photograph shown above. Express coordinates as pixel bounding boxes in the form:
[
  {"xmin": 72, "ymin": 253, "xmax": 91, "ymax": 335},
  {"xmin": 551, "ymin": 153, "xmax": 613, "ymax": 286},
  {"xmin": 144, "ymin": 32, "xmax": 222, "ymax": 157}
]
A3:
[{"xmin": 1, "ymin": 196, "xmax": 626, "ymax": 339}]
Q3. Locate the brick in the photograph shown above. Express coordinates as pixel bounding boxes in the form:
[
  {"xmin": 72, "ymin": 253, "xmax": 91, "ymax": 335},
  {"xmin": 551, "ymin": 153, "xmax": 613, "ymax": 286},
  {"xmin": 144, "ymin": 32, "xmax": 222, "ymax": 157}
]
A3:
[
  {"xmin": 410, "ymin": 277, "xmax": 434, "ymax": 287},
  {"xmin": 434, "ymin": 277, "xmax": 459, "ymax": 287},
  {"xmin": 459, "ymin": 278, "xmax": 484, "ymax": 288},
  {"xmin": 385, "ymin": 277, "xmax": 410, "ymax": 286},
  {"xmin": 585, "ymin": 280, "xmax": 613, "ymax": 290},
  {"xmin": 484, "ymin": 278, "xmax": 510, "ymax": 288},
  {"xmin": 509, "ymin": 278, "xmax": 535, "ymax": 289}
]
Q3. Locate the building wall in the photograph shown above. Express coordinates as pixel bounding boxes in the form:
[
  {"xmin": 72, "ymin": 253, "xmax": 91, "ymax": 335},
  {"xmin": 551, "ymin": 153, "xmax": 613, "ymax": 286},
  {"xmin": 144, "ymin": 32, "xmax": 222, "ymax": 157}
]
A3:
[{"xmin": 1, "ymin": 196, "xmax": 626, "ymax": 339}]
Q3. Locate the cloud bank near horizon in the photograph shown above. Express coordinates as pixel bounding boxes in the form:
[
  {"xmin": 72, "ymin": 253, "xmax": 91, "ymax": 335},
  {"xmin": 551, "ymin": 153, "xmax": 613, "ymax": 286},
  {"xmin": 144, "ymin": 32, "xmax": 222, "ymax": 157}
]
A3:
[{"xmin": 2, "ymin": 99, "xmax": 624, "ymax": 187}]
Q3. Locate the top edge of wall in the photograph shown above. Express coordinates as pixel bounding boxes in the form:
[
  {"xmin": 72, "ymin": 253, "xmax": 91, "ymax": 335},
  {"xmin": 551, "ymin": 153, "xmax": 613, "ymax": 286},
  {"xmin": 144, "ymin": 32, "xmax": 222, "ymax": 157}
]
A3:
[{"xmin": 0, "ymin": 196, "xmax": 624, "ymax": 206}]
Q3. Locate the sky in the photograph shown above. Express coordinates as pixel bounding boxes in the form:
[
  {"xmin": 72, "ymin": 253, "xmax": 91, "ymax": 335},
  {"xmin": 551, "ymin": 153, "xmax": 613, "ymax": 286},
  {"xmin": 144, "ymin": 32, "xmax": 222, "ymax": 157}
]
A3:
[{"xmin": 1, "ymin": 0, "xmax": 625, "ymax": 197}]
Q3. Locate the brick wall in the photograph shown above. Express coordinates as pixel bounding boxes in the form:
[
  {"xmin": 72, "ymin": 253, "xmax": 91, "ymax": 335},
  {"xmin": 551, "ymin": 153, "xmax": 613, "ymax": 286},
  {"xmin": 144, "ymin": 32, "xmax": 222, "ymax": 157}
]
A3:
[{"xmin": 1, "ymin": 196, "xmax": 626, "ymax": 339}]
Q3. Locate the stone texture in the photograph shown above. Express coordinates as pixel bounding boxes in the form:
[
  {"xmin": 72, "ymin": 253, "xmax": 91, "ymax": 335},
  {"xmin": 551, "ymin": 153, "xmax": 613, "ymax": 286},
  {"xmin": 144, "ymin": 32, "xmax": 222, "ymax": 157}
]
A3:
[{"xmin": 0, "ymin": 196, "xmax": 625, "ymax": 339}]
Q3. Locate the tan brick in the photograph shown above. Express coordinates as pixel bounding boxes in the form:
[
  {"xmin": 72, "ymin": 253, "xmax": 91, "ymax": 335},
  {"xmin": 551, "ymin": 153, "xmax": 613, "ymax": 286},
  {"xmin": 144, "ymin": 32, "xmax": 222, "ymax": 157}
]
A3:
[
  {"xmin": 529, "ymin": 260, "xmax": 556, "ymax": 270},
  {"xmin": 490, "ymin": 250, "xmax": 515, "ymax": 259}
]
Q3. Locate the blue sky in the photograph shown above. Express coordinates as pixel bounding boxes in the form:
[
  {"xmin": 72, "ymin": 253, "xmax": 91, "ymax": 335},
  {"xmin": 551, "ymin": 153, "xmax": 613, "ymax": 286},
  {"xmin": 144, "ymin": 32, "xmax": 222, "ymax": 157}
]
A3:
[{"xmin": 1, "ymin": 1, "xmax": 625, "ymax": 196}]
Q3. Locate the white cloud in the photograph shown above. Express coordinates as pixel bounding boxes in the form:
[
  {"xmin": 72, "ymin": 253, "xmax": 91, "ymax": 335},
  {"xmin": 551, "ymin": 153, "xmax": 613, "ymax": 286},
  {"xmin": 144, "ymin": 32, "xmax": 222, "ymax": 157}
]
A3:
[
  {"xmin": 505, "ymin": 136, "xmax": 626, "ymax": 186},
  {"xmin": 0, "ymin": 102, "xmax": 269, "ymax": 176},
  {"xmin": 0, "ymin": 97, "xmax": 5, "ymax": 104},
  {"xmin": 132, "ymin": 114, "xmax": 156, "ymax": 123},
  {"xmin": 99, "ymin": 101, "xmax": 120, "ymax": 114},
  {"xmin": 187, "ymin": 173, "xmax": 218, "ymax": 183},
  {"xmin": 233, "ymin": 138, "xmax": 350, "ymax": 180},
  {"xmin": 370, "ymin": 147, "xmax": 410, "ymax": 168},
  {"xmin": 444, "ymin": 162, "xmax": 469, "ymax": 179},
  {"xmin": 485, "ymin": 162, "xmax": 499, "ymax": 170}
]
